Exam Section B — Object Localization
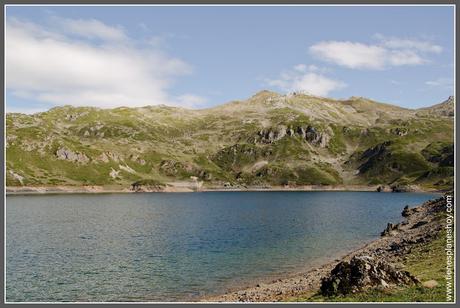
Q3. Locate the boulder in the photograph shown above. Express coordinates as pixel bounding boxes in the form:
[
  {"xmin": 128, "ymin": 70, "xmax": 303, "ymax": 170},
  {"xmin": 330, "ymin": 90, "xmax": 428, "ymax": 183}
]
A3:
[
  {"xmin": 401, "ymin": 205, "xmax": 421, "ymax": 217},
  {"xmin": 320, "ymin": 256, "xmax": 419, "ymax": 296},
  {"xmin": 377, "ymin": 185, "xmax": 391, "ymax": 192},
  {"xmin": 391, "ymin": 127, "xmax": 408, "ymax": 136},
  {"xmin": 422, "ymin": 280, "xmax": 439, "ymax": 288},
  {"xmin": 401, "ymin": 205, "xmax": 410, "ymax": 217},
  {"xmin": 381, "ymin": 222, "xmax": 399, "ymax": 236},
  {"xmin": 56, "ymin": 147, "xmax": 89, "ymax": 164},
  {"xmin": 129, "ymin": 154, "xmax": 146, "ymax": 165}
]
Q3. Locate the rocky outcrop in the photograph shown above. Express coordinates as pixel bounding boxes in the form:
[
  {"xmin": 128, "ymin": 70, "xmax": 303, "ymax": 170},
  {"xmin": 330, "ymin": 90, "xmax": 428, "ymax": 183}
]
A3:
[
  {"xmin": 361, "ymin": 141, "xmax": 392, "ymax": 160},
  {"xmin": 65, "ymin": 112, "xmax": 88, "ymax": 121},
  {"xmin": 391, "ymin": 127, "xmax": 408, "ymax": 136},
  {"xmin": 257, "ymin": 125, "xmax": 331, "ymax": 147},
  {"xmin": 381, "ymin": 223, "xmax": 400, "ymax": 236},
  {"xmin": 376, "ymin": 185, "xmax": 392, "ymax": 192},
  {"xmin": 320, "ymin": 256, "xmax": 419, "ymax": 296},
  {"xmin": 257, "ymin": 126, "xmax": 287, "ymax": 144},
  {"xmin": 160, "ymin": 160, "xmax": 196, "ymax": 176},
  {"xmin": 9, "ymin": 170, "xmax": 24, "ymax": 185},
  {"xmin": 358, "ymin": 141, "xmax": 392, "ymax": 174},
  {"xmin": 131, "ymin": 180, "xmax": 164, "ymax": 192},
  {"xmin": 97, "ymin": 151, "xmax": 122, "ymax": 163},
  {"xmin": 401, "ymin": 205, "xmax": 421, "ymax": 217},
  {"xmin": 305, "ymin": 126, "xmax": 331, "ymax": 147},
  {"xmin": 129, "ymin": 154, "xmax": 146, "ymax": 165},
  {"xmin": 56, "ymin": 147, "xmax": 89, "ymax": 164}
]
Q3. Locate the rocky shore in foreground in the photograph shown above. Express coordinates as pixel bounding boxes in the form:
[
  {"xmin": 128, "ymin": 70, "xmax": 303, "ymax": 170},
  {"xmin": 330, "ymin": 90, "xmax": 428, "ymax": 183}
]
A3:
[{"xmin": 204, "ymin": 193, "xmax": 451, "ymax": 302}]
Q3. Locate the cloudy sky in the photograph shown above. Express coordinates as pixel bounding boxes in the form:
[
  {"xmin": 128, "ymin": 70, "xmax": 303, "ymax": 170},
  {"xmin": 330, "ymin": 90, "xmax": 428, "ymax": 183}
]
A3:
[{"xmin": 6, "ymin": 5, "xmax": 454, "ymax": 113}]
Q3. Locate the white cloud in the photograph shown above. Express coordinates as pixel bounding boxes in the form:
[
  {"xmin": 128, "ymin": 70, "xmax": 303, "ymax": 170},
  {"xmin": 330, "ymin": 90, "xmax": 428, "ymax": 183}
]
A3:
[
  {"xmin": 310, "ymin": 35, "xmax": 442, "ymax": 70},
  {"xmin": 55, "ymin": 17, "xmax": 127, "ymax": 41},
  {"xmin": 266, "ymin": 65, "xmax": 346, "ymax": 97},
  {"xmin": 6, "ymin": 17, "xmax": 203, "ymax": 111},
  {"xmin": 174, "ymin": 94, "xmax": 208, "ymax": 108},
  {"xmin": 310, "ymin": 41, "xmax": 386, "ymax": 69},
  {"xmin": 293, "ymin": 64, "xmax": 307, "ymax": 72},
  {"xmin": 425, "ymin": 77, "xmax": 453, "ymax": 88},
  {"xmin": 375, "ymin": 34, "xmax": 443, "ymax": 54}
]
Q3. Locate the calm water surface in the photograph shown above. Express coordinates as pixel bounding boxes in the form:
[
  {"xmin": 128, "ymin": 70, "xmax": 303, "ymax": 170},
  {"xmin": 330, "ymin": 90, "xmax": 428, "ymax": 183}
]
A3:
[{"xmin": 6, "ymin": 191, "xmax": 437, "ymax": 302}]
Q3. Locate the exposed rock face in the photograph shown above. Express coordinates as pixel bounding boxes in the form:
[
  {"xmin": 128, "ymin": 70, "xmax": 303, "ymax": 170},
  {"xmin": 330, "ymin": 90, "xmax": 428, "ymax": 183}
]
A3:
[
  {"xmin": 129, "ymin": 154, "xmax": 146, "ymax": 165},
  {"xmin": 257, "ymin": 125, "xmax": 331, "ymax": 147},
  {"xmin": 56, "ymin": 147, "xmax": 89, "ymax": 164},
  {"xmin": 160, "ymin": 160, "xmax": 195, "ymax": 176},
  {"xmin": 360, "ymin": 141, "xmax": 392, "ymax": 160},
  {"xmin": 391, "ymin": 127, "xmax": 408, "ymax": 136},
  {"xmin": 97, "ymin": 151, "xmax": 122, "ymax": 163},
  {"xmin": 65, "ymin": 112, "xmax": 88, "ymax": 121},
  {"xmin": 320, "ymin": 256, "xmax": 419, "ymax": 296},
  {"xmin": 9, "ymin": 170, "xmax": 24, "ymax": 185},
  {"xmin": 258, "ymin": 126, "xmax": 287, "ymax": 144},
  {"xmin": 358, "ymin": 141, "xmax": 392, "ymax": 174}
]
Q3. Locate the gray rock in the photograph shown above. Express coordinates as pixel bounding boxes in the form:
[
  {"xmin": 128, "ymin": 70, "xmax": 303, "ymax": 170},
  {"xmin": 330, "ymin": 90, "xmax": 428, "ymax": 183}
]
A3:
[
  {"xmin": 377, "ymin": 185, "xmax": 391, "ymax": 192},
  {"xmin": 381, "ymin": 222, "xmax": 399, "ymax": 236},
  {"xmin": 320, "ymin": 256, "xmax": 419, "ymax": 296},
  {"xmin": 56, "ymin": 147, "xmax": 89, "ymax": 164},
  {"xmin": 411, "ymin": 221, "xmax": 429, "ymax": 229}
]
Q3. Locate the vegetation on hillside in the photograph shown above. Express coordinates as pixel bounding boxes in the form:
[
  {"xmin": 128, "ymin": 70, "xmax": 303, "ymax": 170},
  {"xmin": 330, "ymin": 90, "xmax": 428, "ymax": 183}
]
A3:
[{"xmin": 6, "ymin": 91, "xmax": 454, "ymax": 190}]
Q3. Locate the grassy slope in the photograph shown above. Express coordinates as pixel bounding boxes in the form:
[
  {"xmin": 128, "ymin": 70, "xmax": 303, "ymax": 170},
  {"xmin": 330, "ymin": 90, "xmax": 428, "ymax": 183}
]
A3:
[{"xmin": 6, "ymin": 92, "xmax": 454, "ymax": 189}]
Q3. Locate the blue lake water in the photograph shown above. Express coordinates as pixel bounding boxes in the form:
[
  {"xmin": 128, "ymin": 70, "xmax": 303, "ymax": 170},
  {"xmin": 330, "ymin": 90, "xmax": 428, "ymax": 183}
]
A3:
[{"xmin": 6, "ymin": 191, "xmax": 437, "ymax": 302}]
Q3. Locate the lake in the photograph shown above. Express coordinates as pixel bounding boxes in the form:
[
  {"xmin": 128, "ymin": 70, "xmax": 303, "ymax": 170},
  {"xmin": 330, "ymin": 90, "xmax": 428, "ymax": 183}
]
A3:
[{"xmin": 6, "ymin": 191, "xmax": 437, "ymax": 302}]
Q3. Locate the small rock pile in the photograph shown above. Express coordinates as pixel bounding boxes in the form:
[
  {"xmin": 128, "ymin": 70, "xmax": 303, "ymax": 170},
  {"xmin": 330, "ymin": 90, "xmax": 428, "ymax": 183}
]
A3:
[{"xmin": 320, "ymin": 256, "xmax": 419, "ymax": 296}]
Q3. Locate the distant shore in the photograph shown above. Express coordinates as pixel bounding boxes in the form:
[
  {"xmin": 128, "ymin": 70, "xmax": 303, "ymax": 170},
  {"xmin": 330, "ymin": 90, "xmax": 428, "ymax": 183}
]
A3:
[{"xmin": 5, "ymin": 183, "xmax": 442, "ymax": 195}]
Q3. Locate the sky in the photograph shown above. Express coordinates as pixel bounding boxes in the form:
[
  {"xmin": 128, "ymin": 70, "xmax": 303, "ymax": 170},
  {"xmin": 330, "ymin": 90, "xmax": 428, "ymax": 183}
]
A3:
[{"xmin": 5, "ymin": 5, "xmax": 455, "ymax": 113}]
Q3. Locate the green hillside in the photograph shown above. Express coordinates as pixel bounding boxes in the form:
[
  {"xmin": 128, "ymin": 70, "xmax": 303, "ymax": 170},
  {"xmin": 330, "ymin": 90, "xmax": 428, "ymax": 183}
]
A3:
[{"xmin": 6, "ymin": 91, "xmax": 454, "ymax": 191}]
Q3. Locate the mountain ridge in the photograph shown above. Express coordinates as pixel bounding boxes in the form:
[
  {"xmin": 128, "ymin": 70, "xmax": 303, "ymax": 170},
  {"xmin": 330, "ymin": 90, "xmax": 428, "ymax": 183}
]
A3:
[{"xmin": 7, "ymin": 91, "xmax": 452, "ymax": 115}]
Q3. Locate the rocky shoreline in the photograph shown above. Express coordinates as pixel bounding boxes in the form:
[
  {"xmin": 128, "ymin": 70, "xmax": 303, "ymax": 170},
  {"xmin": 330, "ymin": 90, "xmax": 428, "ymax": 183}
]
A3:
[{"xmin": 203, "ymin": 193, "xmax": 450, "ymax": 302}]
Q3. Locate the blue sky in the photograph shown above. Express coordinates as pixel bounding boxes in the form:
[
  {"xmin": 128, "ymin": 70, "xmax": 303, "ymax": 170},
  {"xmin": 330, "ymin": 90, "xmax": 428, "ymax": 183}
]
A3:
[{"xmin": 5, "ymin": 5, "xmax": 455, "ymax": 113}]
